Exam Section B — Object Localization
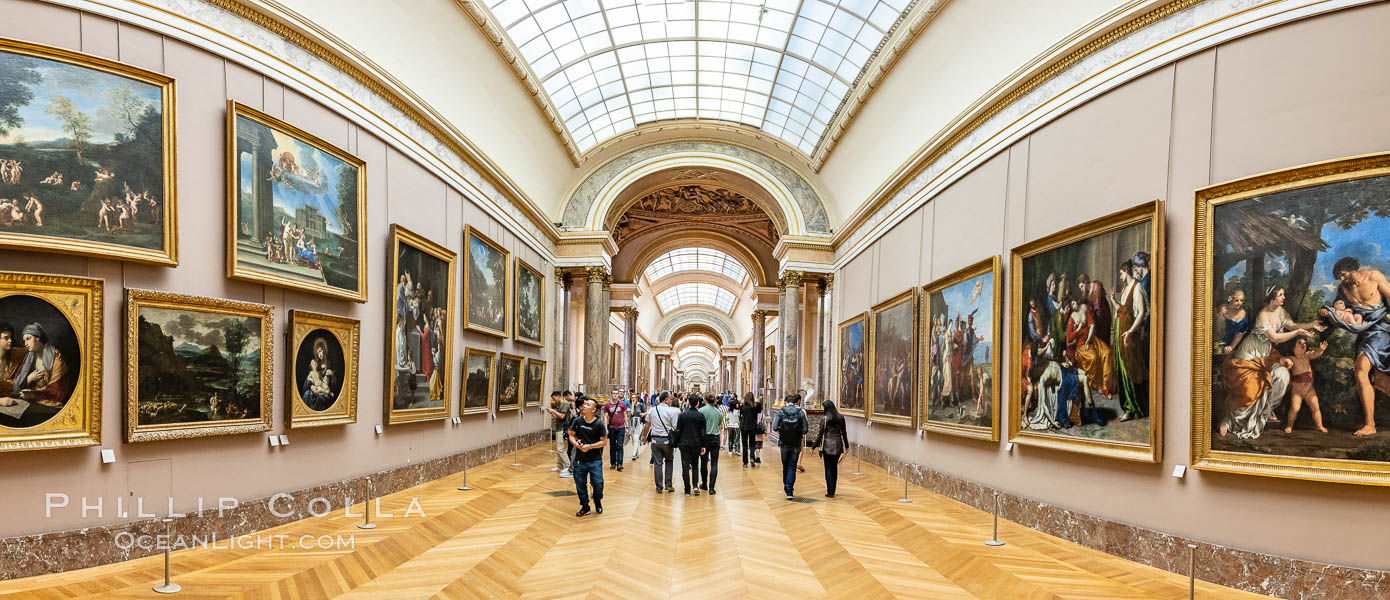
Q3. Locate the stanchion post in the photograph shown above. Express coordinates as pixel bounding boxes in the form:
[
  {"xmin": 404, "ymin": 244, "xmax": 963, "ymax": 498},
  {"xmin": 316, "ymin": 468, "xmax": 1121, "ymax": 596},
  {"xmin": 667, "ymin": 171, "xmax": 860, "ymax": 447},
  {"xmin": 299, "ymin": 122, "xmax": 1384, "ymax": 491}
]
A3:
[
  {"xmin": 510, "ymin": 435, "xmax": 522, "ymax": 467},
  {"xmin": 985, "ymin": 491, "xmax": 1005, "ymax": 546},
  {"xmin": 357, "ymin": 477, "xmax": 377, "ymax": 530},
  {"xmin": 897, "ymin": 473, "xmax": 913, "ymax": 503},
  {"xmin": 852, "ymin": 445, "xmax": 864, "ymax": 476},
  {"xmin": 1188, "ymin": 543, "xmax": 1198, "ymax": 599},
  {"xmin": 458, "ymin": 454, "xmax": 473, "ymax": 491},
  {"xmin": 152, "ymin": 517, "xmax": 181, "ymax": 594}
]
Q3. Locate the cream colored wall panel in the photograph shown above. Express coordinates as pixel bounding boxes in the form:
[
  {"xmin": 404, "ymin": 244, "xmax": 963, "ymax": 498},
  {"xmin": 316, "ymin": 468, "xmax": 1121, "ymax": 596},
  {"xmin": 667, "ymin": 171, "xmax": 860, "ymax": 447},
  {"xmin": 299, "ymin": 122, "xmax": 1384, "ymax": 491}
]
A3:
[
  {"xmin": 115, "ymin": 19, "xmax": 162, "ymax": 72},
  {"xmin": 1211, "ymin": 3, "xmax": 1390, "ymax": 184},
  {"xmin": 284, "ymin": 88, "xmax": 351, "ymax": 154},
  {"xmin": 0, "ymin": 0, "xmax": 78, "ymax": 47},
  {"xmin": 840, "ymin": 249, "xmax": 873, "ymax": 317},
  {"xmin": 225, "ymin": 61, "xmax": 265, "ymax": 111},
  {"xmin": 930, "ymin": 152, "xmax": 1008, "ymax": 279},
  {"xmin": 873, "ymin": 209, "xmax": 923, "ymax": 303},
  {"xmin": 78, "ymin": 11, "xmax": 118, "ymax": 58},
  {"xmin": 385, "ymin": 147, "xmax": 447, "ymax": 243}
]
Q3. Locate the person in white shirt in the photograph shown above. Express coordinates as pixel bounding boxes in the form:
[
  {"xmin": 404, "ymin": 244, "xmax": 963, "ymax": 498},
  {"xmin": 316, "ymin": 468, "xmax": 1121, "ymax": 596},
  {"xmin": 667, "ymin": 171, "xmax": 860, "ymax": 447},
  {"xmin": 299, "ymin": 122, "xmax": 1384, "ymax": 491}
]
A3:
[
  {"xmin": 723, "ymin": 398, "xmax": 742, "ymax": 454},
  {"xmin": 641, "ymin": 391, "xmax": 680, "ymax": 493}
]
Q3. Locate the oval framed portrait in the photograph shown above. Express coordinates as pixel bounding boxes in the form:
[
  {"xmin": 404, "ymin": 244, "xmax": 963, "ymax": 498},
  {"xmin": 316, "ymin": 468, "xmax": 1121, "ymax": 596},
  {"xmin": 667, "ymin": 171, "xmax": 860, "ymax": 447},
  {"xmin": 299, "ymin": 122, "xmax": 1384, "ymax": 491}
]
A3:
[{"xmin": 287, "ymin": 310, "xmax": 359, "ymax": 428}]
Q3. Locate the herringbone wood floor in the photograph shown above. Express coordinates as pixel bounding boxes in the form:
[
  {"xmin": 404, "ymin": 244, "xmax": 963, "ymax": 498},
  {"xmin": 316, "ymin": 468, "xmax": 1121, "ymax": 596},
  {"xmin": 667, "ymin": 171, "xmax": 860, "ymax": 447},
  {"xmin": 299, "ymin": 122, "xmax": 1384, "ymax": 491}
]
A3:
[{"xmin": 0, "ymin": 441, "xmax": 1272, "ymax": 599}]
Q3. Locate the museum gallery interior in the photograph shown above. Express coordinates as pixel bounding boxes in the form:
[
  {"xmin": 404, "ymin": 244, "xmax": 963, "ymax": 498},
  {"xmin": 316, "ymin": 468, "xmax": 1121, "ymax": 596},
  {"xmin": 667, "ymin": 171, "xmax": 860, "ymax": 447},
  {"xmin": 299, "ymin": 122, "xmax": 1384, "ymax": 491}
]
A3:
[{"xmin": 0, "ymin": 0, "xmax": 1386, "ymax": 598}]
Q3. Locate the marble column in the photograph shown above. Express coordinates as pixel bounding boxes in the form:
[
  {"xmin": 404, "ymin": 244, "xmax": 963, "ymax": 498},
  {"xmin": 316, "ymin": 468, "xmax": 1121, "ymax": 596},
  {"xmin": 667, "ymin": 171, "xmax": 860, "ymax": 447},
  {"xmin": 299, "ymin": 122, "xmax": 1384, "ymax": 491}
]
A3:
[
  {"xmin": 555, "ymin": 268, "xmax": 571, "ymax": 391},
  {"xmin": 751, "ymin": 309, "xmax": 767, "ymax": 400},
  {"xmin": 583, "ymin": 265, "xmax": 611, "ymax": 395},
  {"xmin": 782, "ymin": 270, "xmax": 803, "ymax": 399},
  {"xmin": 817, "ymin": 274, "xmax": 833, "ymax": 403},
  {"xmin": 622, "ymin": 307, "xmax": 638, "ymax": 393}
]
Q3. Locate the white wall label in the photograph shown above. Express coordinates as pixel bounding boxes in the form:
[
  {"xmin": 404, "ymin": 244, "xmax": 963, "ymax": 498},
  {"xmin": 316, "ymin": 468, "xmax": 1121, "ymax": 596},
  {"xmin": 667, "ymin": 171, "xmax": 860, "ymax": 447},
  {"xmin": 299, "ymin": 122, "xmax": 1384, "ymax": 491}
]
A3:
[
  {"xmin": 1005, "ymin": 442, "xmax": 1014, "ymax": 453},
  {"xmin": 278, "ymin": 434, "xmax": 289, "ymax": 446},
  {"xmin": 99, "ymin": 448, "xmax": 115, "ymax": 464},
  {"xmin": 268, "ymin": 435, "xmax": 280, "ymax": 447},
  {"xmin": 1172, "ymin": 465, "xmax": 1187, "ymax": 478},
  {"xmin": 374, "ymin": 424, "xmax": 384, "ymax": 435}
]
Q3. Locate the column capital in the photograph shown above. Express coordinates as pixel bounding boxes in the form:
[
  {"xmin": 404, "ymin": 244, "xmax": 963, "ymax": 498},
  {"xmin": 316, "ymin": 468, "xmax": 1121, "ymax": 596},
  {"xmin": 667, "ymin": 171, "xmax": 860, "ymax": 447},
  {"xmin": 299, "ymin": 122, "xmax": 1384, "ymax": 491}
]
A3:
[
  {"xmin": 555, "ymin": 268, "xmax": 571, "ymax": 289},
  {"xmin": 621, "ymin": 306, "xmax": 639, "ymax": 320},
  {"xmin": 780, "ymin": 270, "xmax": 804, "ymax": 289},
  {"xmin": 751, "ymin": 309, "xmax": 768, "ymax": 322},
  {"xmin": 818, "ymin": 273, "xmax": 834, "ymax": 296},
  {"xmin": 584, "ymin": 265, "xmax": 612, "ymax": 289}
]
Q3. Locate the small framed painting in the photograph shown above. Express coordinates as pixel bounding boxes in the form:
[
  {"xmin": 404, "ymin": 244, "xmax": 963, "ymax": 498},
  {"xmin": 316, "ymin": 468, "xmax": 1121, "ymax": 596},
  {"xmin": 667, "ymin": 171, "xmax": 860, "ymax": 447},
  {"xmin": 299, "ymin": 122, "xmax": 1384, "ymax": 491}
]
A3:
[
  {"xmin": 920, "ymin": 256, "xmax": 1002, "ymax": 441},
  {"xmin": 495, "ymin": 352, "xmax": 522, "ymax": 412},
  {"xmin": 837, "ymin": 311, "xmax": 867, "ymax": 417},
  {"xmin": 464, "ymin": 225, "xmax": 509, "ymax": 337},
  {"xmin": 286, "ymin": 310, "xmax": 359, "ymax": 428},
  {"xmin": 386, "ymin": 225, "xmax": 455, "ymax": 424},
  {"xmin": 461, "ymin": 347, "xmax": 493, "ymax": 416},
  {"xmin": 524, "ymin": 358, "xmax": 546, "ymax": 407},
  {"xmin": 514, "ymin": 258, "xmax": 544, "ymax": 346},
  {"xmin": 867, "ymin": 288, "xmax": 917, "ymax": 428}
]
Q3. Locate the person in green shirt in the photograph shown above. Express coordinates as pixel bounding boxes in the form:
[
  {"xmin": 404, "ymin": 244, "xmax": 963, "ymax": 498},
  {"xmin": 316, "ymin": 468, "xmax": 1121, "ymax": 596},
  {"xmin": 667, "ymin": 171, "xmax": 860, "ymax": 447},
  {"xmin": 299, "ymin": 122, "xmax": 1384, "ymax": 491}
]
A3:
[{"xmin": 698, "ymin": 396, "xmax": 723, "ymax": 494}]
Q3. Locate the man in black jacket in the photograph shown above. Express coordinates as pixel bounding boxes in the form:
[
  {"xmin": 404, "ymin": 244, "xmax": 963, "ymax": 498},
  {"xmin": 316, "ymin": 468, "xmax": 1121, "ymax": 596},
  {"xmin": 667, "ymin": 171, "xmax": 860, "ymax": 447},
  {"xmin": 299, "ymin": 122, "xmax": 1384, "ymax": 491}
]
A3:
[
  {"xmin": 672, "ymin": 395, "xmax": 708, "ymax": 496},
  {"xmin": 739, "ymin": 393, "xmax": 761, "ymax": 467},
  {"xmin": 772, "ymin": 394, "xmax": 808, "ymax": 499}
]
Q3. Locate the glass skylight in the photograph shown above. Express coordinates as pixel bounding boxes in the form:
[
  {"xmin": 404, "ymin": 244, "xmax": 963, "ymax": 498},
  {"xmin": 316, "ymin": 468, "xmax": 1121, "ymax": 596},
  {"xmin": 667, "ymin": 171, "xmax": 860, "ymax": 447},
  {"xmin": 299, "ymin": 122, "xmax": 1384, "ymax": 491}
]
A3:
[
  {"xmin": 672, "ymin": 333, "xmax": 719, "ymax": 349},
  {"xmin": 645, "ymin": 248, "xmax": 749, "ymax": 282},
  {"xmin": 483, "ymin": 0, "xmax": 910, "ymax": 155},
  {"xmin": 656, "ymin": 282, "xmax": 737, "ymax": 313}
]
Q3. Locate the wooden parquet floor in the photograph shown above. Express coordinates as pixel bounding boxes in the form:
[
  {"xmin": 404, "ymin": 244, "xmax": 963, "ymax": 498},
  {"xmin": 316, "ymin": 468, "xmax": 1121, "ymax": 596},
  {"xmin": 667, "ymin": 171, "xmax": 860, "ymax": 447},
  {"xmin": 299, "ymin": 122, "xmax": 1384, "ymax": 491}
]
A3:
[{"xmin": 0, "ymin": 442, "xmax": 1273, "ymax": 599}]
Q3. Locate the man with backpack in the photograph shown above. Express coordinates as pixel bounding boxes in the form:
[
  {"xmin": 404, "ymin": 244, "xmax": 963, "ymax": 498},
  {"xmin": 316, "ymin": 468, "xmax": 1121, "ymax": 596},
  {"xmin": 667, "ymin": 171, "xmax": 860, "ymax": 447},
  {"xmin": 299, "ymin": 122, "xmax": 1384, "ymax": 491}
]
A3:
[{"xmin": 772, "ymin": 394, "xmax": 809, "ymax": 500}]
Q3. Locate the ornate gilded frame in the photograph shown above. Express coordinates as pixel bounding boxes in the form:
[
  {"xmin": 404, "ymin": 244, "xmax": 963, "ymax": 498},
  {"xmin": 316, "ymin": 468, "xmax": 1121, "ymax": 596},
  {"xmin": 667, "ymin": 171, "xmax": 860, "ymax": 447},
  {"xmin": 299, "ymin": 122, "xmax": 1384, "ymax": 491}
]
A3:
[
  {"xmin": 385, "ymin": 225, "xmax": 456, "ymax": 424},
  {"xmin": 0, "ymin": 272, "xmax": 102, "ymax": 451},
  {"xmin": 1007, "ymin": 200, "xmax": 1165, "ymax": 463},
  {"xmin": 524, "ymin": 358, "xmax": 547, "ymax": 407},
  {"xmin": 460, "ymin": 347, "xmax": 494, "ymax": 416},
  {"xmin": 867, "ymin": 288, "xmax": 918, "ymax": 428},
  {"xmin": 285, "ymin": 310, "xmax": 359, "ymax": 428},
  {"xmin": 920, "ymin": 256, "xmax": 1002, "ymax": 441},
  {"xmin": 0, "ymin": 38, "xmax": 177, "ymax": 266},
  {"xmin": 124, "ymin": 289, "xmax": 273, "ymax": 442},
  {"xmin": 463, "ymin": 225, "xmax": 510, "ymax": 337},
  {"xmin": 226, "ymin": 101, "xmax": 368, "ymax": 302},
  {"xmin": 1192, "ymin": 153, "xmax": 1390, "ymax": 486},
  {"xmin": 494, "ymin": 352, "xmax": 524, "ymax": 412},
  {"xmin": 836, "ymin": 311, "xmax": 869, "ymax": 417},
  {"xmin": 513, "ymin": 257, "xmax": 544, "ymax": 345}
]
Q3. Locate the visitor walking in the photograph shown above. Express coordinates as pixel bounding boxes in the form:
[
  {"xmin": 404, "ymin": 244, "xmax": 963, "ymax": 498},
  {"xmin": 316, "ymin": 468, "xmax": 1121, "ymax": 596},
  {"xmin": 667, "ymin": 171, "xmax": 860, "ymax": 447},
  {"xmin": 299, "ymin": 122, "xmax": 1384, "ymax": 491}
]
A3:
[
  {"xmin": 813, "ymin": 400, "xmax": 850, "ymax": 498},
  {"xmin": 773, "ymin": 394, "xmax": 808, "ymax": 499},
  {"xmin": 739, "ymin": 393, "xmax": 760, "ymax": 467},
  {"xmin": 631, "ymin": 392, "xmax": 648, "ymax": 461},
  {"xmin": 602, "ymin": 391, "xmax": 630, "ymax": 471},
  {"xmin": 699, "ymin": 395, "xmax": 723, "ymax": 494},
  {"xmin": 643, "ymin": 391, "xmax": 679, "ymax": 493},
  {"xmin": 673, "ymin": 395, "xmax": 707, "ymax": 495},
  {"xmin": 567, "ymin": 398, "xmax": 608, "ymax": 516},
  {"xmin": 724, "ymin": 397, "xmax": 741, "ymax": 454},
  {"xmin": 546, "ymin": 390, "xmax": 573, "ymax": 477}
]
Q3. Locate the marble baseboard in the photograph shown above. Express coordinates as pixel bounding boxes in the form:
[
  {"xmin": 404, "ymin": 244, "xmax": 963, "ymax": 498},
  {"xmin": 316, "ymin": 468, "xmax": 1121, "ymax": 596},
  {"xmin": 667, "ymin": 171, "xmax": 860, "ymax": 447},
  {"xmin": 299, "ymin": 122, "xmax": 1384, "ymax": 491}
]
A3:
[
  {"xmin": 0, "ymin": 430, "xmax": 549, "ymax": 580},
  {"xmin": 844, "ymin": 443, "xmax": 1388, "ymax": 600}
]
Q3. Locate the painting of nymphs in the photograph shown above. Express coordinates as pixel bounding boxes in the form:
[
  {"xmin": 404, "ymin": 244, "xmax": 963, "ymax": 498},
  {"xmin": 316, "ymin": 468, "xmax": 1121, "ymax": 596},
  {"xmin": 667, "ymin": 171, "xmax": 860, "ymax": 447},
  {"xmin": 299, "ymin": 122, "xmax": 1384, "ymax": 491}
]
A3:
[
  {"xmin": 286, "ymin": 310, "xmax": 358, "ymax": 428},
  {"xmin": 125, "ymin": 290, "xmax": 272, "ymax": 442},
  {"xmin": 228, "ymin": 102, "xmax": 366, "ymax": 301},
  {"xmin": 837, "ymin": 312, "xmax": 867, "ymax": 416},
  {"xmin": 1009, "ymin": 201, "xmax": 1164, "ymax": 462},
  {"xmin": 1194, "ymin": 154, "xmax": 1390, "ymax": 485},
  {"xmin": 387, "ymin": 225, "xmax": 455, "ymax": 424},
  {"xmin": 922, "ymin": 257, "xmax": 1001, "ymax": 441},
  {"xmin": 495, "ymin": 353, "xmax": 522, "ymax": 412},
  {"xmin": 524, "ymin": 358, "xmax": 545, "ymax": 407},
  {"xmin": 462, "ymin": 348, "xmax": 493, "ymax": 415},
  {"xmin": 514, "ymin": 258, "xmax": 543, "ymax": 345},
  {"xmin": 0, "ymin": 41, "xmax": 175, "ymax": 264},
  {"xmin": 464, "ymin": 226, "xmax": 508, "ymax": 337},
  {"xmin": 868, "ymin": 289, "xmax": 916, "ymax": 427},
  {"xmin": 0, "ymin": 272, "xmax": 101, "ymax": 451}
]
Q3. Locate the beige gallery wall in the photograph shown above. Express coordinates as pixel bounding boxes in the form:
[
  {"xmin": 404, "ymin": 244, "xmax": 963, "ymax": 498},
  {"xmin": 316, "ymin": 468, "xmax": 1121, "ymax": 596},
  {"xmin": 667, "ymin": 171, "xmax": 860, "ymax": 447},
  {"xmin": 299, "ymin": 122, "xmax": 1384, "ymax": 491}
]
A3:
[
  {"xmin": 0, "ymin": 0, "xmax": 549, "ymax": 537},
  {"xmin": 836, "ymin": 3, "xmax": 1390, "ymax": 571}
]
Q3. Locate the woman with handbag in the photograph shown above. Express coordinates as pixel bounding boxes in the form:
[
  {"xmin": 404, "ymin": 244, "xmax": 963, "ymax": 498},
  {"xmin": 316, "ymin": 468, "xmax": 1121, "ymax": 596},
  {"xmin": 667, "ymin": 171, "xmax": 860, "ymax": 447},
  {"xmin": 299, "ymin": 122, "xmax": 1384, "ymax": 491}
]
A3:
[{"xmin": 813, "ymin": 401, "xmax": 850, "ymax": 498}]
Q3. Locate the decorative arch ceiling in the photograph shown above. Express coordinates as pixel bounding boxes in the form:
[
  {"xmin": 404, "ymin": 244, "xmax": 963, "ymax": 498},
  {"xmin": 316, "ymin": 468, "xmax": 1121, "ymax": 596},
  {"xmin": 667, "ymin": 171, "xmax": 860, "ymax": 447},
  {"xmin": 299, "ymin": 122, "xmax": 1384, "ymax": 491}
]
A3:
[
  {"xmin": 656, "ymin": 309, "xmax": 736, "ymax": 344},
  {"xmin": 475, "ymin": 0, "xmax": 915, "ymax": 157},
  {"xmin": 645, "ymin": 247, "xmax": 749, "ymax": 283},
  {"xmin": 668, "ymin": 322, "xmax": 725, "ymax": 346},
  {"xmin": 656, "ymin": 282, "xmax": 737, "ymax": 314}
]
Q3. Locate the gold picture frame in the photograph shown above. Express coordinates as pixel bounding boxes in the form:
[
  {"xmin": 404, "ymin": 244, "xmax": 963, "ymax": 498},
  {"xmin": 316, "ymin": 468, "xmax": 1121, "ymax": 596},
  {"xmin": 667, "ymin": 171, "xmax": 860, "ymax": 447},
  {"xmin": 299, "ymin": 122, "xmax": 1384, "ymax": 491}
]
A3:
[
  {"xmin": 524, "ymin": 358, "xmax": 547, "ymax": 407},
  {"xmin": 0, "ymin": 38, "xmax": 178, "ymax": 266},
  {"xmin": 285, "ymin": 310, "xmax": 359, "ymax": 429},
  {"xmin": 0, "ymin": 271, "xmax": 102, "ymax": 452},
  {"xmin": 495, "ymin": 352, "xmax": 523, "ymax": 412},
  {"xmin": 836, "ymin": 311, "xmax": 868, "ymax": 417},
  {"xmin": 125, "ymin": 289, "xmax": 273, "ymax": 442},
  {"xmin": 1192, "ymin": 152, "xmax": 1390, "ymax": 486},
  {"xmin": 1007, "ymin": 200, "xmax": 1165, "ymax": 463},
  {"xmin": 226, "ymin": 101, "xmax": 368, "ymax": 302},
  {"xmin": 461, "ymin": 347, "xmax": 493, "ymax": 416},
  {"xmin": 385, "ymin": 225, "xmax": 456, "ymax": 424},
  {"xmin": 867, "ymin": 288, "xmax": 917, "ymax": 427},
  {"xmin": 920, "ymin": 256, "xmax": 1002, "ymax": 441},
  {"xmin": 513, "ymin": 257, "xmax": 544, "ymax": 346},
  {"xmin": 463, "ymin": 225, "xmax": 510, "ymax": 338}
]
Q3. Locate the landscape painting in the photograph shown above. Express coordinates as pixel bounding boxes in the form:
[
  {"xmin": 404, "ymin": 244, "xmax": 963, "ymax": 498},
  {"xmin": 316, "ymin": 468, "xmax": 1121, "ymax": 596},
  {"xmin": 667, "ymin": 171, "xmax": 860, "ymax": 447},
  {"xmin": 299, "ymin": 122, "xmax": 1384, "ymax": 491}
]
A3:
[
  {"xmin": 837, "ymin": 312, "xmax": 867, "ymax": 416},
  {"xmin": 462, "ymin": 347, "xmax": 492, "ymax": 415},
  {"xmin": 514, "ymin": 258, "xmax": 543, "ymax": 345},
  {"xmin": 0, "ymin": 41, "xmax": 175, "ymax": 264},
  {"xmin": 228, "ymin": 103, "xmax": 366, "ymax": 301},
  {"xmin": 868, "ymin": 289, "xmax": 916, "ymax": 427},
  {"xmin": 464, "ymin": 225, "xmax": 508, "ymax": 337},
  {"xmin": 125, "ymin": 289, "xmax": 272, "ymax": 442},
  {"xmin": 287, "ymin": 310, "xmax": 358, "ymax": 428},
  {"xmin": 0, "ymin": 271, "xmax": 102, "ymax": 451},
  {"xmin": 922, "ymin": 256, "xmax": 1001, "ymax": 441},
  {"xmin": 1009, "ymin": 201, "xmax": 1163, "ymax": 462},
  {"xmin": 1193, "ymin": 154, "xmax": 1390, "ymax": 485},
  {"xmin": 387, "ymin": 225, "xmax": 455, "ymax": 424},
  {"xmin": 495, "ymin": 352, "xmax": 522, "ymax": 412},
  {"xmin": 524, "ymin": 358, "xmax": 545, "ymax": 407}
]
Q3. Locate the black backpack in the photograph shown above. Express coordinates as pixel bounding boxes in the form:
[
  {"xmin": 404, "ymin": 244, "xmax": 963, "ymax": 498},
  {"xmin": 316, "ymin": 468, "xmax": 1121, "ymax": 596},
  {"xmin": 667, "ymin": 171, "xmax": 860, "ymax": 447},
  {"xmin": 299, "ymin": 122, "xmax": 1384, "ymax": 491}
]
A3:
[{"xmin": 777, "ymin": 407, "xmax": 806, "ymax": 439}]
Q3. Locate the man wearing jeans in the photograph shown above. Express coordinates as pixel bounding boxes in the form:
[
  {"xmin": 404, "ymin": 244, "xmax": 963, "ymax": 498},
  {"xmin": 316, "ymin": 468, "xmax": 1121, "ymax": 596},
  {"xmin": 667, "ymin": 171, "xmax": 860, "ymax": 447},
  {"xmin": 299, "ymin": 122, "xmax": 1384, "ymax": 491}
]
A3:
[
  {"xmin": 567, "ymin": 398, "xmax": 608, "ymax": 517},
  {"xmin": 546, "ymin": 391, "xmax": 573, "ymax": 477},
  {"xmin": 772, "ymin": 394, "xmax": 808, "ymax": 499},
  {"xmin": 698, "ymin": 395, "xmax": 723, "ymax": 494},
  {"xmin": 602, "ymin": 392, "xmax": 629, "ymax": 471},
  {"xmin": 642, "ymin": 391, "xmax": 680, "ymax": 493}
]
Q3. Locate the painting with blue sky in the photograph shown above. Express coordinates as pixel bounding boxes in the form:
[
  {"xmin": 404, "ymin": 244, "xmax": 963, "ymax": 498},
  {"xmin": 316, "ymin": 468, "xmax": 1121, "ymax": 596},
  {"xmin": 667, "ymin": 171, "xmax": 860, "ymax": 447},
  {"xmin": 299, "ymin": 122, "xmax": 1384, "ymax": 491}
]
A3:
[
  {"xmin": 465, "ymin": 227, "xmax": 508, "ymax": 336},
  {"xmin": 925, "ymin": 266, "xmax": 996, "ymax": 432},
  {"xmin": 837, "ymin": 314, "xmax": 866, "ymax": 414}
]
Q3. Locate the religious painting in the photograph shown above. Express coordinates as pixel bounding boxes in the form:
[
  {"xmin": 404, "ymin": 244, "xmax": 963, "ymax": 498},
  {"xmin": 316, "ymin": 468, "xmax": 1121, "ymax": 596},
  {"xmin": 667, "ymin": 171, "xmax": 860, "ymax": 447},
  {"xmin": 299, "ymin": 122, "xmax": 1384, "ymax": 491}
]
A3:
[
  {"xmin": 1193, "ymin": 153, "xmax": 1390, "ymax": 485},
  {"xmin": 868, "ymin": 289, "xmax": 917, "ymax": 427},
  {"xmin": 125, "ymin": 289, "xmax": 273, "ymax": 442},
  {"xmin": 286, "ymin": 310, "xmax": 358, "ymax": 428},
  {"xmin": 1008, "ymin": 200, "xmax": 1164, "ymax": 462},
  {"xmin": 0, "ymin": 40, "xmax": 176, "ymax": 265},
  {"xmin": 0, "ymin": 272, "xmax": 101, "ymax": 451},
  {"xmin": 513, "ymin": 258, "xmax": 543, "ymax": 345},
  {"xmin": 227, "ymin": 102, "xmax": 366, "ymax": 302},
  {"xmin": 495, "ymin": 352, "xmax": 522, "ymax": 412},
  {"xmin": 386, "ymin": 225, "xmax": 455, "ymax": 424},
  {"xmin": 837, "ymin": 312, "xmax": 867, "ymax": 417},
  {"xmin": 461, "ymin": 348, "xmax": 493, "ymax": 415},
  {"xmin": 464, "ymin": 225, "xmax": 508, "ymax": 337},
  {"xmin": 921, "ymin": 257, "xmax": 1002, "ymax": 441},
  {"xmin": 524, "ymin": 358, "xmax": 546, "ymax": 407},
  {"xmin": 610, "ymin": 343, "xmax": 620, "ymax": 382}
]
